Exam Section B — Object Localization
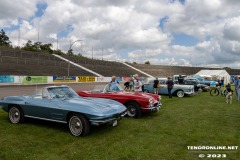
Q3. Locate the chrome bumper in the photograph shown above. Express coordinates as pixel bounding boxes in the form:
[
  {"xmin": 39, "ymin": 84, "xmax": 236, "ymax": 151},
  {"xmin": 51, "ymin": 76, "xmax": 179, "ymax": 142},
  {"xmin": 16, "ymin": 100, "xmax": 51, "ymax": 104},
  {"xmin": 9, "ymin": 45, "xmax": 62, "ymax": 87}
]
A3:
[
  {"xmin": 184, "ymin": 91, "xmax": 195, "ymax": 95},
  {"xmin": 141, "ymin": 102, "xmax": 162, "ymax": 112}
]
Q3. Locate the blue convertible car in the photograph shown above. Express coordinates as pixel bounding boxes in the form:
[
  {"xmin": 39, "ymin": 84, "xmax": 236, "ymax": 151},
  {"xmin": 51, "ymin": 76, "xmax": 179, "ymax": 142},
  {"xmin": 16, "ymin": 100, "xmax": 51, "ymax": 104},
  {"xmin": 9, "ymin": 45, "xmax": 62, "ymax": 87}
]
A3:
[{"xmin": 0, "ymin": 85, "xmax": 127, "ymax": 137}]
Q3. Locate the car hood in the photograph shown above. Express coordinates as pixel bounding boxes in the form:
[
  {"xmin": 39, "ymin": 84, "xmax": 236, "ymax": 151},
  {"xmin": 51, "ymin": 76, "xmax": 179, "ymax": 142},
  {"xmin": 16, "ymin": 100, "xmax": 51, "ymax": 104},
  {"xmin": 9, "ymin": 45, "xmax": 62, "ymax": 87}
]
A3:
[
  {"xmin": 63, "ymin": 97, "xmax": 126, "ymax": 113},
  {"xmin": 107, "ymin": 91, "xmax": 156, "ymax": 100}
]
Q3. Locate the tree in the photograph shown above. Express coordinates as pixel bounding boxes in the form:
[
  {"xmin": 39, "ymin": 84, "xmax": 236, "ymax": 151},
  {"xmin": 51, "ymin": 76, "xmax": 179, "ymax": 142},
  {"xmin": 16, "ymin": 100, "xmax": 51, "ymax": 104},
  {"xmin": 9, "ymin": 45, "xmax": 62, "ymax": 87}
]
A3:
[
  {"xmin": 133, "ymin": 62, "xmax": 137, "ymax": 64},
  {"xmin": 53, "ymin": 49, "xmax": 65, "ymax": 55},
  {"xmin": 22, "ymin": 40, "xmax": 54, "ymax": 54},
  {"xmin": 0, "ymin": 29, "xmax": 11, "ymax": 47},
  {"xmin": 22, "ymin": 40, "xmax": 38, "ymax": 52},
  {"xmin": 144, "ymin": 61, "xmax": 150, "ymax": 65},
  {"xmin": 40, "ymin": 43, "xmax": 53, "ymax": 54},
  {"xmin": 67, "ymin": 49, "xmax": 73, "ymax": 56}
]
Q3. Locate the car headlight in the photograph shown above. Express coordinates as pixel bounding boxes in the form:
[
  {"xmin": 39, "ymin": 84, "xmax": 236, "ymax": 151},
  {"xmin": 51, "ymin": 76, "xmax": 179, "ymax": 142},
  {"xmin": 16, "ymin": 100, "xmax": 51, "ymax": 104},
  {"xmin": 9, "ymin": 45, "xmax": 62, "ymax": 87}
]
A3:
[{"xmin": 149, "ymin": 98, "xmax": 154, "ymax": 106}]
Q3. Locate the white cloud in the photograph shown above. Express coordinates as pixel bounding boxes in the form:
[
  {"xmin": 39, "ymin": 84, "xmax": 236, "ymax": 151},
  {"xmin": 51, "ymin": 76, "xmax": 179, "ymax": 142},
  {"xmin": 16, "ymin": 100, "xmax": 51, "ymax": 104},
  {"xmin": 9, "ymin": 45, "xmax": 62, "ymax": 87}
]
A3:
[{"xmin": 1, "ymin": 0, "xmax": 240, "ymax": 68}]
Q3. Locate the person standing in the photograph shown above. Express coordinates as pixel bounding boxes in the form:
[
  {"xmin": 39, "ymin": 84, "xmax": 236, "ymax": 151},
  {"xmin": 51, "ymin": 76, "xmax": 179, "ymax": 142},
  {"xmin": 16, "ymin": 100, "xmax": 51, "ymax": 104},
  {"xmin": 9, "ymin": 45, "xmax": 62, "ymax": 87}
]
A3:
[
  {"xmin": 110, "ymin": 76, "xmax": 119, "ymax": 84},
  {"xmin": 234, "ymin": 76, "xmax": 240, "ymax": 102},
  {"xmin": 129, "ymin": 75, "xmax": 134, "ymax": 91},
  {"xmin": 153, "ymin": 78, "xmax": 160, "ymax": 94},
  {"xmin": 133, "ymin": 74, "xmax": 142, "ymax": 92},
  {"xmin": 166, "ymin": 76, "xmax": 174, "ymax": 98}
]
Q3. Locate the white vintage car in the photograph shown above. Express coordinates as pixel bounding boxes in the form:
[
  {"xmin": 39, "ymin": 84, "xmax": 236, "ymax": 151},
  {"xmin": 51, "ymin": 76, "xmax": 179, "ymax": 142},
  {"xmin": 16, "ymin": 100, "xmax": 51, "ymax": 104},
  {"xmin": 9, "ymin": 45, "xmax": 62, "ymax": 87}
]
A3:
[{"xmin": 144, "ymin": 78, "xmax": 195, "ymax": 97}]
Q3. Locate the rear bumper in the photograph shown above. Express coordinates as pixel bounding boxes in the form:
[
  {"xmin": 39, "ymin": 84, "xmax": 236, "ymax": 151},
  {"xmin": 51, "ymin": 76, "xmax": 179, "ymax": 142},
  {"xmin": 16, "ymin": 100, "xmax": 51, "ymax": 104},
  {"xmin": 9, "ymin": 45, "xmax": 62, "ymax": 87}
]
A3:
[{"xmin": 90, "ymin": 110, "xmax": 127, "ymax": 126}]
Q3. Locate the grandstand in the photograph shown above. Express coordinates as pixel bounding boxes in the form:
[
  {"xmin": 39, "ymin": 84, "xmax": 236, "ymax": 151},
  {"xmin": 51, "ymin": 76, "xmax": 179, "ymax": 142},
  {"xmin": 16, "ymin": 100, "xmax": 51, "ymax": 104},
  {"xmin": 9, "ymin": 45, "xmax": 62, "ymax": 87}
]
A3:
[
  {"xmin": 128, "ymin": 63, "xmax": 240, "ymax": 77},
  {"xmin": 0, "ymin": 47, "xmax": 239, "ymax": 77},
  {"xmin": 0, "ymin": 47, "xmax": 144, "ymax": 76}
]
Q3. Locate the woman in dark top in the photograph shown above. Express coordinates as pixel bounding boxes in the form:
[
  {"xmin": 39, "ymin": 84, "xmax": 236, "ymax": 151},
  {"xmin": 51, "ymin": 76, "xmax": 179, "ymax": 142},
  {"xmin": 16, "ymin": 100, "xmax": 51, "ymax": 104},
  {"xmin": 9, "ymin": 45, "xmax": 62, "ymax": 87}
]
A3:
[
  {"xmin": 166, "ymin": 76, "xmax": 174, "ymax": 98},
  {"xmin": 153, "ymin": 78, "xmax": 159, "ymax": 94}
]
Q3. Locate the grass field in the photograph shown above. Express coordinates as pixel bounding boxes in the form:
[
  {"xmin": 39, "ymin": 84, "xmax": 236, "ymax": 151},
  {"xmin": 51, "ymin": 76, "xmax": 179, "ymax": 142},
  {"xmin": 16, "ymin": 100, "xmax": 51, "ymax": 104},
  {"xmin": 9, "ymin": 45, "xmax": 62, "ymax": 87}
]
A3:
[{"xmin": 0, "ymin": 92, "xmax": 239, "ymax": 160}]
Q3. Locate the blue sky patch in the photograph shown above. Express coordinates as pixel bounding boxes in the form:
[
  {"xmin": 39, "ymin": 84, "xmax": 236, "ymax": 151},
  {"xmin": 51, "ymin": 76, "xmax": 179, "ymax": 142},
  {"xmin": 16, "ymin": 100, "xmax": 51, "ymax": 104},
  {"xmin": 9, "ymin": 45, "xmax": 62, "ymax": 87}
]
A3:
[
  {"xmin": 35, "ymin": 2, "xmax": 47, "ymax": 17},
  {"xmin": 57, "ymin": 25, "xmax": 74, "ymax": 38},
  {"xmin": 159, "ymin": 16, "xmax": 169, "ymax": 31},
  {"xmin": 169, "ymin": 0, "xmax": 185, "ymax": 5},
  {"xmin": 171, "ymin": 33, "xmax": 199, "ymax": 46}
]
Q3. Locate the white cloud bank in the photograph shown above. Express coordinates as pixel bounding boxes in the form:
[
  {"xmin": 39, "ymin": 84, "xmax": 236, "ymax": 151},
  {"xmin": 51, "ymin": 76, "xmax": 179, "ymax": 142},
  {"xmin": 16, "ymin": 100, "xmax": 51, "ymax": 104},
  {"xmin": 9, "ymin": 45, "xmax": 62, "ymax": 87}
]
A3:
[{"xmin": 0, "ymin": 0, "xmax": 240, "ymax": 68}]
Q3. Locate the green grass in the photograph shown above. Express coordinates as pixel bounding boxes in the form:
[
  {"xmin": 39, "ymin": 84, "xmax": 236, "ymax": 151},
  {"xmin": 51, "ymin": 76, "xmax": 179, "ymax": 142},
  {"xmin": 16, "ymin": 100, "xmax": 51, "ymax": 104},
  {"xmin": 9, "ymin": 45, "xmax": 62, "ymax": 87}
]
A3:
[{"xmin": 0, "ymin": 92, "xmax": 240, "ymax": 160}]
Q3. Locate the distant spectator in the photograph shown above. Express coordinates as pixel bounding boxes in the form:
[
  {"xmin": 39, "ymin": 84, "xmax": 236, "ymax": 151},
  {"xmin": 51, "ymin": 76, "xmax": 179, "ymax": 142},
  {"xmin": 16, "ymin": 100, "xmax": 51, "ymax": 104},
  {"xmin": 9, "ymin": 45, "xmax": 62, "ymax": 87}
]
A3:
[
  {"xmin": 153, "ymin": 78, "xmax": 160, "ymax": 94},
  {"xmin": 140, "ymin": 77, "xmax": 145, "ymax": 92},
  {"xmin": 166, "ymin": 76, "xmax": 174, "ymax": 98},
  {"xmin": 110, "ymin": 76, "xmax": 119, "ymax": 84},
  {"xmin": 124, "ymin": 80, "xmax": 130, "ymax": 91},
  {"xmin": 129, "ymin": 75, "xmax": 134, "ymax": 91},
  {"xmin": 133, "ymin": 74, "xmax": 142, "ymax": 92},
  {"xmin": 178, "ymin": 75, "xmax": 184, "ymax": 84},
  {"xmin": 234, "ymin": 76, "xmax": 240, "ymax": 102},
  {"xmin": 226, "ymin": 83, "xmax": 233, "ymax": 93}
]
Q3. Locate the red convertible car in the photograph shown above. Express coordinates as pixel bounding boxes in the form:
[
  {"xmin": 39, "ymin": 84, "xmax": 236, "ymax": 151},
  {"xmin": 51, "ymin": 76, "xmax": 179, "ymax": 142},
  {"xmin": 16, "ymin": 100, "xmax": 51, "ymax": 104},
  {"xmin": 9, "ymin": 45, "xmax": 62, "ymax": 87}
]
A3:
[{"xmin": 76, "ymin": 83, "xmax": 161, "ymax": 118}]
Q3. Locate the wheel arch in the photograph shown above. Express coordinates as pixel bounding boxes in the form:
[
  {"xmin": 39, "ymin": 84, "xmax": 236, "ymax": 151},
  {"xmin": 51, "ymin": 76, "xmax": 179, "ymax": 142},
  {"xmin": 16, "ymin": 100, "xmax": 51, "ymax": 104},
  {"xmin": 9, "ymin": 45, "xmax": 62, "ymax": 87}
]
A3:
[
  {"xmin": 124, "ymin": 100, "xmax": 141, "ymax": 107},
  {"xmin": 8, "ymin": 104, "xmax": 23, "ymax": 112},
  {"xmin": 172, "ymin": 89, "xmax": 184, "ymax": 95},
  {"xmin": 66, "ymin": 111, "xmax": 89, "ymax": 122}
]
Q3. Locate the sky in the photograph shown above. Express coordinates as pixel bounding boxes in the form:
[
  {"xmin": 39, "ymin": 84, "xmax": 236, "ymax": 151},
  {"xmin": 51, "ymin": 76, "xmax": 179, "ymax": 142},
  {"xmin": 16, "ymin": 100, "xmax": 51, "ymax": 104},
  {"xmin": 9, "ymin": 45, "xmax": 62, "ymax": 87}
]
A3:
[{"xmin": 1, "ymin": 0, "xmax": 240, "ymax": 68}]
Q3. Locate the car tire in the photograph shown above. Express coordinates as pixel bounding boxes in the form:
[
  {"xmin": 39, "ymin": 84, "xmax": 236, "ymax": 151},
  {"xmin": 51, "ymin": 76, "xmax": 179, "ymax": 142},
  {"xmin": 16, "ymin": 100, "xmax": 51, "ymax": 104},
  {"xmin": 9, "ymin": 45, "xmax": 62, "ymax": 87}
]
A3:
[
  {"xmin": 8, "ymin": 105, "xmax": 24, "ymax": 124},
  {"xmin": 176, "ymin": 90, "xmax": 184, "ymax": 98},
  {"xmin": 126, "ymin": 101, "xmax": 142, "ymax": 118},
  {"xmin": 68, "ymin": 113, "xmax": 90, "ymax": 137}
]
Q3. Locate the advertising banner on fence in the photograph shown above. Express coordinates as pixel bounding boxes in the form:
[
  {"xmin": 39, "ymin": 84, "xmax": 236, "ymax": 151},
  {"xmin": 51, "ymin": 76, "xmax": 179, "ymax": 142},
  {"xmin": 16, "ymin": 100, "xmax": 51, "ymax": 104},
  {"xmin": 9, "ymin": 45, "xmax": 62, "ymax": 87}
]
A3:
[
  {"xmin": 95, "ymin": 77, "xmax": 112, "ymax": 82},
  {"xmin": 77, "ymin": 76, "xmax": 95, "ymax": 82},
  {"xmin": 53, "ymin": 76, "xmax": 76, "ymax": 82},
  {"xmin": 22, "ymin": 76, "xmax": 48, "ymax": 84},
  {"xmin": 0, "ymin": 75, "xmax": 14, "ymax": 83},
  {"xmin": 14, "ymin": 76, "xmax": 24, "ymax": 83}
]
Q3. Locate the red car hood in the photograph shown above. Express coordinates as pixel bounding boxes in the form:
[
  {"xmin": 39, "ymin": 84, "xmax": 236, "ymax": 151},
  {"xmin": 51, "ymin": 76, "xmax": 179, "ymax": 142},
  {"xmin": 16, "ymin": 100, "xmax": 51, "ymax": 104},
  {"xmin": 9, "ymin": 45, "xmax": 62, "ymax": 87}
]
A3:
[{"xmin": 77, "ymin": 90, "xmax": 159, "ymax": 101}]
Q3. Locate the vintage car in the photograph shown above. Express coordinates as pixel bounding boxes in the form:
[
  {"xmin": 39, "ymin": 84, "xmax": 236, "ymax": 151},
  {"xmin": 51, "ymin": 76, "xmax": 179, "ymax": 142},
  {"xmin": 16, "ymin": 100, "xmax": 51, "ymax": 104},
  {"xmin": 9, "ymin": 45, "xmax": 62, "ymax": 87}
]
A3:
[
  {"xmin": 185, "ymin": 76, "xmax": 218, "ymax": 86},
  {"xmin": 183, "ymin": 79, "xmax": 210, "ymax": 92},
  {"xmin": 77, "ymin": 82, "xmax": 161, "ymax": 118},
  {"xmin": 0, "ymin": 85, "xmax": 127, "ymax": 137},
  {"xmin": 144, "ymin": 78, "xmax": 195, "ymax": 97}
]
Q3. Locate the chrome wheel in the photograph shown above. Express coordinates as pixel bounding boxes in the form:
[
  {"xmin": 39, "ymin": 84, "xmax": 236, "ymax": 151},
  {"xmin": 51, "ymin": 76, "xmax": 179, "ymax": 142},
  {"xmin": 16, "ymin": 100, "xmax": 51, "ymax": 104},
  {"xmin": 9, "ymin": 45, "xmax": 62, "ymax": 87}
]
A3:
[
  {"xmin": 69, "ymin": 116, "xmax": 83, "ymax": 136},
  {"xmin": 127, "ymin": 105, "xmax": 137, "ymax": 117},
  {"xmin": 126, "ymin": 102, "xmax": 141, "ymax": 118},
  {"xmin": 177, "ymin": 90, "xmax": 184, "ymax": 98},
  {"xmin": 9, "ymin": 107, "xmax": 21, "ymax": 124}
]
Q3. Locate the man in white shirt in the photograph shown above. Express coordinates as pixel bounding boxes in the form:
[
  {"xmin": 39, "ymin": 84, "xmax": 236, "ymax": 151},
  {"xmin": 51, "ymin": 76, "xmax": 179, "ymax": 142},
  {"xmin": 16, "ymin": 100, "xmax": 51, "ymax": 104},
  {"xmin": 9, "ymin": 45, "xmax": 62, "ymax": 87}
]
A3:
[{"xmin": 133, "ymin": 74, "xmax": 142, "ymax": 92}]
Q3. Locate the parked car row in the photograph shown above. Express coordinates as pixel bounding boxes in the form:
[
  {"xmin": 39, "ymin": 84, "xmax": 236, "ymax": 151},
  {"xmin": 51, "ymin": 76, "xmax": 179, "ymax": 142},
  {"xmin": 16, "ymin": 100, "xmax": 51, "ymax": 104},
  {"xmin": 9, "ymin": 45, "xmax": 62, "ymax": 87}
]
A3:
[
  {"xmin": 0, "ymin": 77, "xmax": 210, "ymax": 137},
  {"xmin": 0, "ymin": 83, "xmax": 161, "ymax": 137}
]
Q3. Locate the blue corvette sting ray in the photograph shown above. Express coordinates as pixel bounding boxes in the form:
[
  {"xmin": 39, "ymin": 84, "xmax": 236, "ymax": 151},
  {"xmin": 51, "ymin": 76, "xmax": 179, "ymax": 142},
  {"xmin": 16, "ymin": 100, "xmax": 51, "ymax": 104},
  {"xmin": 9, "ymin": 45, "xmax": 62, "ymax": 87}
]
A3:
[{"xmin": 0, "ymin": 85, "xmax": 127, "ymax": 136}]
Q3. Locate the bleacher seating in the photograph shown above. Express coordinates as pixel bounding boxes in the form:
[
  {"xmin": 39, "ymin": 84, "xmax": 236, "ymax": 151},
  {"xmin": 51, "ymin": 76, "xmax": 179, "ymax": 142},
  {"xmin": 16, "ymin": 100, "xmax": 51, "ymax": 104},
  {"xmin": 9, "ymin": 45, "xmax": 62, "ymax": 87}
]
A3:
[
  {"xmin": 0, "ymin": 47, "xmax": 239, "ymax": 77},
  {"xmin": 0, "ymin": 47, "xmax": 144, "ymax": 76}
]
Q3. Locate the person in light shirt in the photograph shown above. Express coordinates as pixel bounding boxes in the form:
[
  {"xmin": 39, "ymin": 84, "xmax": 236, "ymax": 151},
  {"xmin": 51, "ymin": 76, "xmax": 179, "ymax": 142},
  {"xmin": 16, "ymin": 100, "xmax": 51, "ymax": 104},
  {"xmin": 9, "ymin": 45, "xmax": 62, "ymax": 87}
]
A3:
[{"xmin": 133, "ymin": 74, "xmax": 142, "ymax": 92}]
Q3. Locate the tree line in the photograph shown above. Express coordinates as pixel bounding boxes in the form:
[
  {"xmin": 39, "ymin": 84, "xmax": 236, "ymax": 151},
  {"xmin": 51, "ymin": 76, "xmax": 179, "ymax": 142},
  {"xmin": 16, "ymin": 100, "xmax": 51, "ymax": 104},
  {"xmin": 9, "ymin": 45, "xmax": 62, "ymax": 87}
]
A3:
[
  {"xmin": 0, "ymin": 29, "xmax": 150, "ymax": 64},
  {"xmin": 0, "ymin": 29, "xmax": 78, "ymax": 56}
]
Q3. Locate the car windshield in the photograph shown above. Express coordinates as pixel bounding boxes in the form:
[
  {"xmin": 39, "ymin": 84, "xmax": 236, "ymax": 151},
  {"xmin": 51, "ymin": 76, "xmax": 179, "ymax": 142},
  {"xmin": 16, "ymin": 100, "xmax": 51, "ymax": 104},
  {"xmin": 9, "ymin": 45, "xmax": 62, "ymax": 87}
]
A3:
[
  {"xmin": 47, "ymin": 87, "xmax": 79, "ymax": 99},
  {"xmin": 104, "ymin": 83, "xmax": 123, "ymax": 92}
]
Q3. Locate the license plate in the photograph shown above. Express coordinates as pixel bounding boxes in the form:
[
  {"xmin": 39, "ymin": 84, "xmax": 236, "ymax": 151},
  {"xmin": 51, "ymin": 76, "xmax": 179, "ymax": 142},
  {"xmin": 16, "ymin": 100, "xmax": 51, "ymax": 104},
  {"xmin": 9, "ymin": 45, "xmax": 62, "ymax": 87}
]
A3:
[{"xmin": 112, "ymin": 120, "xmax": 118, "ymax": 127}]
